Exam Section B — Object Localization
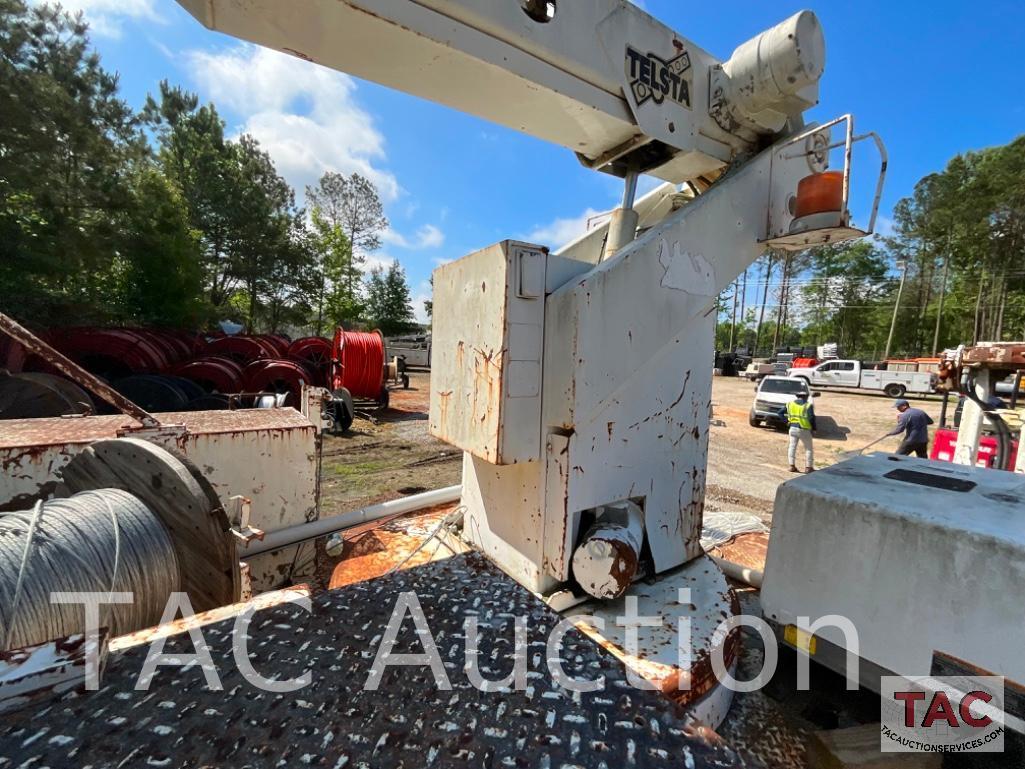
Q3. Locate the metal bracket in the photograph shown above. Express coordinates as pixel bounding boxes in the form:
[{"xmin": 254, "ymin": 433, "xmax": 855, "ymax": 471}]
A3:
[
  {"xmin": 760, "ymin": 114, "xmax": 888, "ymax": 251},
  {"xmin": 227, "ymin": 495, "xmax": 264, "ymax": 544}
]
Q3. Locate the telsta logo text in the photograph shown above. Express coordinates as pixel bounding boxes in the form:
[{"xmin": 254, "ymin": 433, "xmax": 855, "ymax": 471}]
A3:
[{"xmin": 625, "ymin": 46, "xmax": 691, "ymax": 107}]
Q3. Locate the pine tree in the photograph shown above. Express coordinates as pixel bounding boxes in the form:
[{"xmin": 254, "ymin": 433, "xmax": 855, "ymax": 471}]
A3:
[{"xmin": 365, "ymin": 260, "xmax": 416, "ymax": 335}]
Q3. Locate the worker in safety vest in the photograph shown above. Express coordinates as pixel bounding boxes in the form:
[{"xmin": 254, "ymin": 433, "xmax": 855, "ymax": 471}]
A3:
[{"xmin": 779, "ymin": 393, "xmax": 817, "ymax": 473}]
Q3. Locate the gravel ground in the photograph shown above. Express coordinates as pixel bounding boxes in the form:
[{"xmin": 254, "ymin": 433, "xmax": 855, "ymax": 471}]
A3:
[
  {"xmin": 320, "ymin": 370, "xmax": 946, "ymax": 521},
  {"xmin": 707, "ymin": 376, "xmax": 945, "ymax": 518}
]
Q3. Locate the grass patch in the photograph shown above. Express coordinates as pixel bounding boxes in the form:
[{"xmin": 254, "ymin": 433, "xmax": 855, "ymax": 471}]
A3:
[{"xmin": 328, "ymin": 460, "xmax": 392, "ymax": 477}]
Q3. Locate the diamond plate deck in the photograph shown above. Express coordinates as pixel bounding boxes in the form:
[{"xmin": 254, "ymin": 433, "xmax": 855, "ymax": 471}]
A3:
[{"xmin": 0, "ymin": 554, "xmax": 743, "ymax": 768}]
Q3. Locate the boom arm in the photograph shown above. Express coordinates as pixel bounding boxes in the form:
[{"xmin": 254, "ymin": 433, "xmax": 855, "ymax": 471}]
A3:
[{"xmin": 176, "ymin": 0, "xmax": 824, "ymax": 183}]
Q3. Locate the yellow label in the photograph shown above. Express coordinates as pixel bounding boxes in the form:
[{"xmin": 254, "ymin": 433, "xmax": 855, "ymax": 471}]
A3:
[{"xmin": 784, "ymin": 624, "xmax": 817, "ymax": 655}]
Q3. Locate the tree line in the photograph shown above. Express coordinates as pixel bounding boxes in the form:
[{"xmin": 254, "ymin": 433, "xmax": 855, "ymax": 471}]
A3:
[
  {"xmin": 0, "ymin": 1, "xmax": 418, "ymax": 336},
  {"xmin": 718, "ymin": 134, "xmax": 1025, "ymax": 360}
]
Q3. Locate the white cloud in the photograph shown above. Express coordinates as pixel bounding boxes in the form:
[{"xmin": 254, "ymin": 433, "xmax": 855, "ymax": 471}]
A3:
[
  {"xmin": 30, "ymin": 0, "xmax": 162, "ymax": 37},
  {"xmin": 362, "ymin": 253, "xmax": 395, "ymax": 273},
  {"xmin": 186, "ymin": 45, "xmax": 400, "ymax": 202},
  {"xmin": 381, "ymin": 224, "xmax": 445, "ymax": 249},
  {"xmin": 525, "ymin": 207, "xmax": 607, "ymax": 249},
  {"xmin": 416, "ymin": 224, "xmax": 445, "ymax": 248}
]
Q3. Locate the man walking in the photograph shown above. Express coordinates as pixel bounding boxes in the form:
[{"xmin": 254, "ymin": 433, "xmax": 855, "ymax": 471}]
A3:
[
  {"xmin": 887, "ymin": 398, "xmax": 934, "ymax": 457},
  {"xmin": 781, "ymin": 392, "xmax": 816, "ymax": 473}
]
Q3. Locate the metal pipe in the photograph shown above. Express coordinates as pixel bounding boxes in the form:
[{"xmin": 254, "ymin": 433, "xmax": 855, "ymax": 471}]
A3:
[
  {"xmin": 244, "ymin": 485, "xmax": 462, "ymax": 556},
  {"xmin": 603, "ymin": 171, "xmax": 640, "ymax": 260},
  {"xmin": 708, "ymin": 554, "xmax": 763, "ymax": 589},
  {"xmin": 621, "ymin": 170, "xmax": 639, "ymax": 210}
]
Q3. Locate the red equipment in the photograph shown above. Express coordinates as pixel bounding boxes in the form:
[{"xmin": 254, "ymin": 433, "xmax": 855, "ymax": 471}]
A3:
[
  {"xmin": 287, "ymin": 336, "xmax": 333, "ymax": 387},
  {"xmin": 331, "ymin": 328, "xmax": 386, "ymax": 402},
  {"xmin": 930, "ymin": 427, "xmax": 1020, "ymax": 469},
  {"xmin": 204, "ymin": 335, "xmax": 278, "ymax": 364},
  {"xmin": 241, "ymin": 359, "xmax": 313, "ymax": 406},
  {"xmin": 172, "ymin": 356, "xmax": 245, "ymax": 393},
  {"xmin": 47, "ymin": 328, "xmax": 171, "ymax": 377}
]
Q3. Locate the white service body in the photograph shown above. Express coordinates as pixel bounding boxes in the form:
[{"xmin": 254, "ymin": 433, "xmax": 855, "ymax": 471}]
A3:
[
  {"xmin": 790, "ymin": 359, "xmax": 936, "ymax": 397},
  {"xmin": 762, "ymin": 453, "xmax": 1025, "ymax": 687}
]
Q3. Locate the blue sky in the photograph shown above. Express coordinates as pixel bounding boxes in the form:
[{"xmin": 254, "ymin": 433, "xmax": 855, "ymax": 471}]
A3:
[{"xmin": 47, "ymin": 1, "xmax": 1025, "ymax": 321}]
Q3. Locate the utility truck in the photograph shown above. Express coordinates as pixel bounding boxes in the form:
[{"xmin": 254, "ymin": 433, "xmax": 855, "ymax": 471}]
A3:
[{"xmin": 787, "ymin": 358, "xmax": 935, "ymax": 398}]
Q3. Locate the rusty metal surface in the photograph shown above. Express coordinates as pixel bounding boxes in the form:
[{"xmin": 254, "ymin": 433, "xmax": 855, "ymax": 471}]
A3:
[
  {"xmin": 1, "ymin": 408, "xmax": 318, "ymax": 591},
  {"xmin": 0, "ymin": 633, "xmax": 107, "ymax": 715},
  {"xmin": 324, "ymin": 506, "xmax": 464, "ymax": 589},
  {"xmin": 0, "ymin": 408, "xmax": 311, "ymax": 451},
  {"xmin": 0, "ymin": 554, "xmax": 743, "ymax": 768},
  {"xmin": 709, "ymin": 532, "xmax": 770, "ymax": 574},
  {"xmin": 961, "ymin": 342, "xmax": 1025, "ymax": 368}
]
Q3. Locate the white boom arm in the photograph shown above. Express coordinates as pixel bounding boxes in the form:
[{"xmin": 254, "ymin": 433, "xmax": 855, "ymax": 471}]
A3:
[
  {"xmin": 176, "ymin": 1, "xmax": 884, "ymax": 607},
  {"xmin": 176, "ymin": 0, "xmax": 824, "ymax": 183}
]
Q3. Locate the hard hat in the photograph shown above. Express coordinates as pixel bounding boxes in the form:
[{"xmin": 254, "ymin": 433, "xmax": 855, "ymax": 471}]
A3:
[{"xmin": 893, "ymin": 398, "xmax": 910, "ymax": 409}]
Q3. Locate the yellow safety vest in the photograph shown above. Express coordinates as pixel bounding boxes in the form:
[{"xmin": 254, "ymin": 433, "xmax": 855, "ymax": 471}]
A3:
[{"xmin": 786, "ymin": 400, "xmax": 813, "ymax": 430}]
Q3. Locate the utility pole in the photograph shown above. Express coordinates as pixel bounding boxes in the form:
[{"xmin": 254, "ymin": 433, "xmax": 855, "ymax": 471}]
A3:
[
  {"xmin": 739, "ymin": 267, "xmax": 748, "ymax": 350},
  {"xmin": 728, "ymin": 279, "xmax": 738, "ymax": 351},
  {"xmin": 932, "ymin": 254, "xmax": 950, "ymax": 356},
  {"xmin": 883, "ymin": 259, "xmax": 908, "ymax": 361}
]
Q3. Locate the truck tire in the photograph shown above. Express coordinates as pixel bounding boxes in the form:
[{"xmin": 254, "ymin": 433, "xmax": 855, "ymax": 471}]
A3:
[
  {"xmin": 749, "ymin": 410, "xmax": 760, "ymax": 427},
  {"xmin": 884, "ymin": 383, "xmax": 907, "ymax": 398}
]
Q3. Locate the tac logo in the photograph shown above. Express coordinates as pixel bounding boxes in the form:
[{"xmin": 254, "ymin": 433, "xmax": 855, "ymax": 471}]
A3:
[
  {"xmin": 624, "ymin": 45, "xmax": 691, "ymax": 108},
  {"xmin": 880, "ymin": 675, "xmax": 1005, "ymax": 753}
]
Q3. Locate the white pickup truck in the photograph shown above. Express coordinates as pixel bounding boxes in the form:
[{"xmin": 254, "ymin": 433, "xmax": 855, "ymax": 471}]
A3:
[
  {"xmin": 749, "ymin": 376, "xmax": 815, "ymax": 428},
  {"xmin": 787, "ymin": 359, "xmax": 936, "ymax": 398}
]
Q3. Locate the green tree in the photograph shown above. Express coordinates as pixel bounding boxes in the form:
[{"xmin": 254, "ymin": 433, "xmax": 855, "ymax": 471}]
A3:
[
  {"xmin": 145, "ymin": 84, "xmax": 310, "ymax": 331},
  {"xmin": 229, "ymin": 134, "xmax": 309, "ymax": 331},
  {"xmin": 799, "ymin": 240, "xmax": 889, "ymax": 354},
  {"xmin": 309, "ymin": 206, "xmax": 359, "ymax": 331},
  {"xmin": 307, "ymin": 171, "xmax": 388, "ymax": 299},
  {"xmin": 113, "ymin": 168, "xmax": 206, "ymax": 327},
  {"xmin": 0, "ymin": 0, "xmax": 146, "ymax": 323},
  {"xmin": 365, "ymin": 260, "xmax": 416, "ymax": 336},
  {"xmin": 143, "ymin": 82, "xmax": 244, "ymax": 311}
]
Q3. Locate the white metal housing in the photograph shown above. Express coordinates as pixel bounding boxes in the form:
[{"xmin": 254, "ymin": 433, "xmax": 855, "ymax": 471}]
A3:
[
  {"xmin": 762, "ymin": 453, "xmax": 1025, "ymax": 687},
  {"xmin": 430, "ymin": 136, "xmax": 811, "ymax": 594}
]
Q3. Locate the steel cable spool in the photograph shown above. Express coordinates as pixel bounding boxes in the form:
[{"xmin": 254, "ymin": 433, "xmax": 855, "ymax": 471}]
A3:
[
  {"xmin": 0, "ymin": 373, "xmax": 94, "ymax": 419},
  {"xmin": 0, "ymin": 489, "xmax": 181, "ymax": 650},
  {"xmin": 15, "ymin": 373, "xmax": 96, "ymax": 414},
  {"xmin": 288, "ymin": 336, "xmax": 333, "ymax": 387},
  {"xmin": 112, "ymin": 375, "xmax": 190, "ymax": 413},
  {"xmin": 332, "ymin": 329, "xmax": 386, "ymax": 400},
  {"xmin": 205, "ymin": 335, "xmax": 277, "ymax": 364},
  {"xmin": 241, "ymin": 358, "xmax": 311, "ymax": 406},
  {"xmin": 172, "ymin": 356, "xmax": 245, "ymax": 393}
]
